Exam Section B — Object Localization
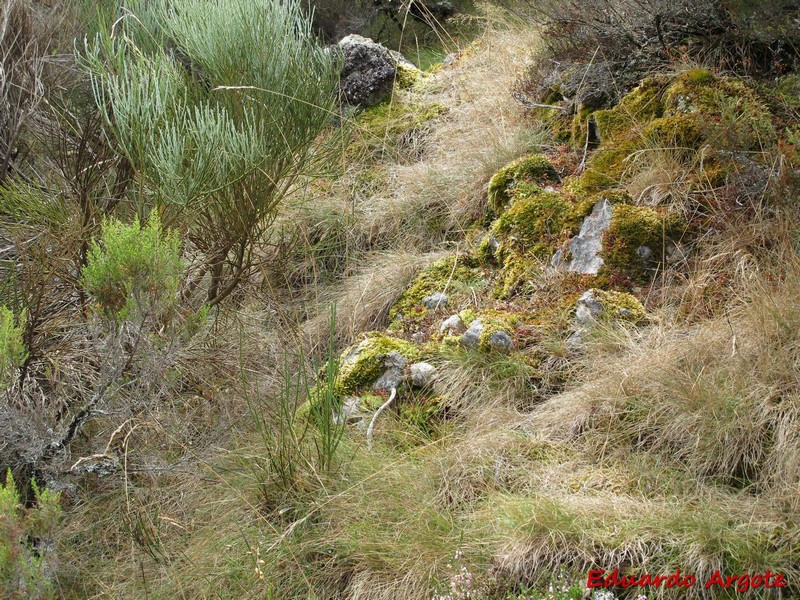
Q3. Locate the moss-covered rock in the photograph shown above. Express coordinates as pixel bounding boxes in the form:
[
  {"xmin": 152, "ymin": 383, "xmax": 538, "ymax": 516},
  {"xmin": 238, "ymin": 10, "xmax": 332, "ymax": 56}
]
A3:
[
  {"xmin": 493, "ymin": 190, "xmax": 569, "ymax": 260},
  {"xmin": 662, "ymin": 70, "xmax": 776, "ymax": 152},
  {"xmin": 573, "ymin": 288, "xmax": 646, "ymax": 324},
  {"xmin": 476, "ymin": 310, "xmax": 520, "ymax": 353},
  {"xmin": 487, "ymin": 154, "xmax": 560, "ymax": 214},
  {"xmin": 489, "ymin": 189, "xmax": 569, "ymax": 297},
  {"xmin": 592, "ymin": 77, "xmax": 667, "ymax": 144},
  {"xmin": 600, "ymin": 204, "xmax": 687, "ymax": 284},
  {"xmin": 337, "ymin": 333, "xmax": 420, "ymax": 396},
  {"xmin": 642, "ymin": 114, "xmax": 705, "ymax": 149},
  {"xmin": 389, "ymin": 254, "xmax": 482, "ymax": 329},
  {"xmin": 484, "ymin": 185, "xmax": 609, "ymax": 296},
  {"xmin": 571, "ymin": 71, "xmax": 778, "ymax": 196},
  {"xmin": 297, "ymin": 333, "xmax": 421, "ymax": 421}
]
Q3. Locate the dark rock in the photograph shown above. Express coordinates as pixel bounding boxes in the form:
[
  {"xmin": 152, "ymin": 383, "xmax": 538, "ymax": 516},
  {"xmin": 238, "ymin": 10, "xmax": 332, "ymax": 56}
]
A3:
[
  {"xmin": 460, "ymin": 319, "xmax": 483, "ymax": 349},
  {"xmin": 487, "ymin": 330, "xmax": 513, "ymax": 352},
  {"xmin": 336, "ymin": 36, "xmax": 395, "ymax": 107},
  {"xmin": 335, "ymin": 34, "xmax": 417, "ymax": 108}
]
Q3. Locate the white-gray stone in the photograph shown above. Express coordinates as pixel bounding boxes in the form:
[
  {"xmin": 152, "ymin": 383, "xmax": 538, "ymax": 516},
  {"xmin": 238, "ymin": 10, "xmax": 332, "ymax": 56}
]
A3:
[
  {"xmin": 439, "ymin": 314, "xmax": 465, "ymax": 335},
  {"xmin": 422, "ymin": 292, "xmax": 449, "ymax": 311},
  {"xmin": 409, "ymin": 362, "xmax": 437, "ymax": 387},
  {"xmin": 460, "ymin": 319, "xmax": 484, "ymax": 348},
  {"xmin": 552, "ymin": 199, "xmax": 613, "ymax": 274}
]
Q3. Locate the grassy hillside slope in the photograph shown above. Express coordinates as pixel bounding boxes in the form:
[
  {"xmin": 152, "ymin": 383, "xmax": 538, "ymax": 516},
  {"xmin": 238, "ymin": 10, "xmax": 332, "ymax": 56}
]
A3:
[{"xmin": 2, "ymin": 1, "xmax": 799, "ymax": 599}]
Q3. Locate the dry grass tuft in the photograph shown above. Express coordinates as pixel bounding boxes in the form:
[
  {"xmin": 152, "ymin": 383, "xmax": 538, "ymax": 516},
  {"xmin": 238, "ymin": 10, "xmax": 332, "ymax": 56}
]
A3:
[{"xmin": 301, "ymin": 250, "xmax": 447, "ymax": 350}]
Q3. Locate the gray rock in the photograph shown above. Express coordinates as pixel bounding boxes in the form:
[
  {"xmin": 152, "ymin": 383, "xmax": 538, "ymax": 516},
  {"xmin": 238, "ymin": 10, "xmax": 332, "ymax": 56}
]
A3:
[
  {"xmin": 411, "ymin": 331, "xmax": 426, "ymax": 344},
  {"xmin": 372, "ymin": 351, "xmax": 408, "ymax": 391},
  {"xmin": 574, "ymin": 290, "xmax": 605, "ymax": 325},
  {"xmin": 335, "ymin": 396, "xmax": 365, "ymax": 425},
  {"xmin": 422, "ymin": 292, "xmax": 448, "ymax": 311},
  {"xmin": 439, "ymin": 314, "xmax": 465, "ymax": 335},
  {"xmin": 551, "ymin": 199, "xmax": 612, "ymax": 274},
  {"xmin": 409, "ymin": 362, "xmax": 437, "ymax": 387},
  {"xmin": 565, "ymin": 329, "xmax": 584, "ymax": 349},
  {"xmin": 487, "ymin": 330, "xmax": 513, "ymax": 352},
  {"xmin": 460, "ymin": 319, "xmax": 484, "ymax": 349},
  {"xmin": 336, "ymin": 35, "xmax": 418, "ymax": 108},
  {"xmin": 636, "ymin": 245, "xmax": 653, "ymax": 259}
]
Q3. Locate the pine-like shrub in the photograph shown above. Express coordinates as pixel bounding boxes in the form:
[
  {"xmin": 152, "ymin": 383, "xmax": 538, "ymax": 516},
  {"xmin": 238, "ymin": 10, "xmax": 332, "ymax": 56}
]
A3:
[{"xmin": 80, "ymin": 0, "xmax": 340, "ymax": 305}]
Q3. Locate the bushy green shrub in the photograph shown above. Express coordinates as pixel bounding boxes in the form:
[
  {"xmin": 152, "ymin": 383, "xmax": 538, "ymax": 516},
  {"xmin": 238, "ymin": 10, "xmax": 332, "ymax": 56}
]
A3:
[
  {"xmin": 80, "ymin": 0, "xmax": 339, "ymax": 305},
  {"xmin": 0, "ymin": 307, "xmax": 27, "ymax": 391},
  {"xmin": 80, "ymin": 213, "xmax": 182, "ymax": 321},
  {"xmin": 0, "ymin": 470, "xmax": 61, "ymax": 600}
]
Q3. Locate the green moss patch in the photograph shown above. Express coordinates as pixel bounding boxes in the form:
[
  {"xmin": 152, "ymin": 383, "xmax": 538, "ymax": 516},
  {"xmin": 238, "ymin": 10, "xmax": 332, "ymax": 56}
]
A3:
[
  {"xmin": 577, "ymin": 289, "xmax": 646, "ymax": 323},
  {"xmin": 600, "ymin": 204, "xmax": 687, "ymax": 284},
  {"xmin": 395, "ymin": 62, "xmax": 423, "ymax": 89},
  {"xmin": 389, "ymin": 254, "xmax": 483, "ymax": 329},
  {"xmin": 350, "ymin": 98, "xmax": 447, "ymax": 160},
  {"xmin": 487, "ymin": 154, "xmax": 560, "ymax": 214},
  {"xmin": 337, "ymin": 333, "xmax": 420, "ymax": 396},
  {"xmin": 592, "ymin": 77, "xmax": 667, "ymax": 144}
]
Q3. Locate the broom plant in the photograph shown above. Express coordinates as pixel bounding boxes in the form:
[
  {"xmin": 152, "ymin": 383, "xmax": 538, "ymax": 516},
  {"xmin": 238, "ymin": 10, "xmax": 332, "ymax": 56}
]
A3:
[{"xmin": 80, "ymin": 0, "xmax": 340, "ymax": 305}]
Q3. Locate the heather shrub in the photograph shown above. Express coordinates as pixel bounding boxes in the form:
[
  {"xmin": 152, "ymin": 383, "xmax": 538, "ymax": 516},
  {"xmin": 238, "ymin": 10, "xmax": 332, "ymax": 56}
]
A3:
[
  {"xmin": 80, "ymin": 214, "xmax": 182, "ymax": 321},
  {"xmin": 0, "ymin": 470, "xmax": 61, "ymax": 600},
  {"xmin": 512, "ymin": 0, "xmax": 798, "ymax": 70},
  {"xmin": 0, "ymin": 307, "xmax": 26, "ymax": 391}
]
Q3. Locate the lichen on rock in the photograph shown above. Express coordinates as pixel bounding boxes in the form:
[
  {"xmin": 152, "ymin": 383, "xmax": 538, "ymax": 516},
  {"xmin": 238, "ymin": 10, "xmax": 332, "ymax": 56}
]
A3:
[
  {"xmin": 573, "ymin": 288, "xmax": 646, "ymax": 324},
  {"xmin": 459, "ymin": 310, "xmax": 520, "ymax": 353}
]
